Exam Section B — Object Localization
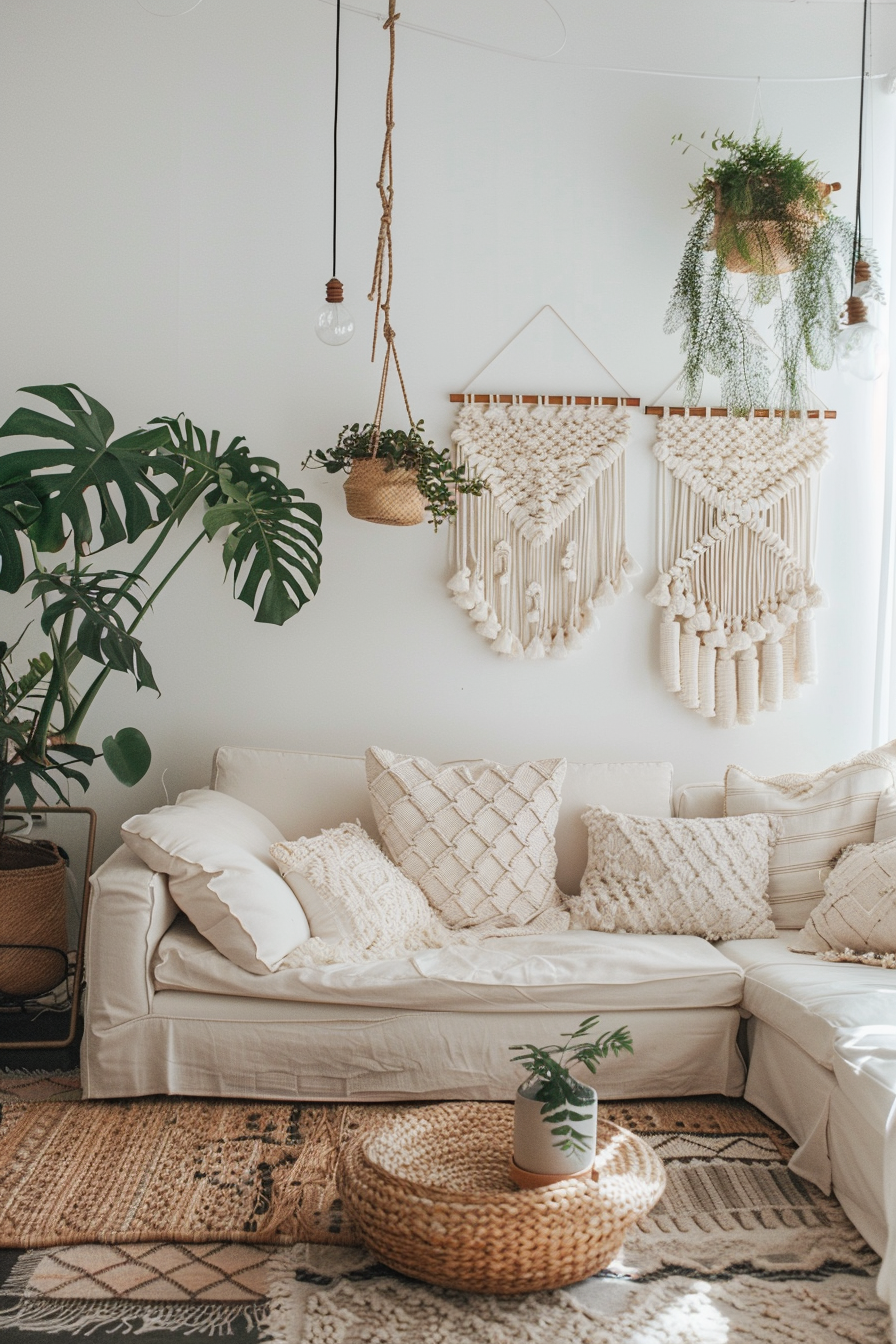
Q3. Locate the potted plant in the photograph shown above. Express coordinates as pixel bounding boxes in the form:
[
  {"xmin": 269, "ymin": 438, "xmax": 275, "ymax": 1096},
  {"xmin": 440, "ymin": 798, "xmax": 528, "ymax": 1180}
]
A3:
[
  {"xmin": 304, "ymin": 420, "xmax": 482, "ymax": 529},
  {"xmin": 508, "ymin": 1015, "xmax": 634, "ymax": 1187},
  {"xmin": 665, "ymin": 131, "xmax": 882, "ymax": 415},
  {"xmin": 0, "ymin": 383, "xmax": 322, "ymax": 995}
]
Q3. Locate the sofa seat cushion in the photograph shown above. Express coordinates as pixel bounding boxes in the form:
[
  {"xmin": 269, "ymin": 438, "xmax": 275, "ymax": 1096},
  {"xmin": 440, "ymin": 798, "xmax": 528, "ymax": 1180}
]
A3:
[
  {"xmin": 718, "ymin": 936, "xmax": 896, "ymax": 1067},
  {"xmin": 153, "ymin": 917, "xmax": 744, "ymax": 1013},
  {"xmin": 831, "ymin": 1029, "xmax": 896, "ymax": 1138}
]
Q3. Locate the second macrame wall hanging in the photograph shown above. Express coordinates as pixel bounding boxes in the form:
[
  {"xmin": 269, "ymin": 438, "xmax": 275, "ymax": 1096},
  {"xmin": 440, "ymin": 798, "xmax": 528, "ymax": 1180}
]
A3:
[
  {"xmin": 448, "ymin": 398, "xmax": 639, "ymax": 659},
  {"xmin": 646, "ymin": 410, "xmax": 830, "ymax": 727}
]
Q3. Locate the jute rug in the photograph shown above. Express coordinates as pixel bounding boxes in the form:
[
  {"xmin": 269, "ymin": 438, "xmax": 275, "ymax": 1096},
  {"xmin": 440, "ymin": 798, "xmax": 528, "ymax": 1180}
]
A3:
[{"xmin": 0, "ymin": 1075, "xmax": 888, "ymax": 1340}]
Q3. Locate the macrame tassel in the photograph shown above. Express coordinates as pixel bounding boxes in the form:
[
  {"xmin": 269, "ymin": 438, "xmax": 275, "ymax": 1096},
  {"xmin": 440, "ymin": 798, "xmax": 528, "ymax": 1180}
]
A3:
[
  {"xmin": 736, "ymin": 646, "xmax": 760, "ymax": 725},
  {"xmin": 476, "ymin": 610, "xmax": 500, "ymax": 641},
  {"xmin": 623, "ymin": 550, "xmax": 642, "ymax": 576},
  {"xmin": 761, "ymin": 637, "xmax": 784, "ymax": 712},
  {"xmin": 646, "ymin": 573, "xmax": 672, "ymax": 606},
  {"xmin": 493, "ymin": 626, "xmax": 515, "ymax": 656},
  {"xmin": 715, "ymin": 650, "xmax": 738, "ymax": 729},
  {"xmin": 698, "ymin": 641, "xmax": 717, "ymax": 718},
  {"xmin": 580, "ymin": 598, "xmax": 598, "ymax": 632},
  {"xmin": 796, "ymin": 610, "xmax": 818, "ymax": 685},
  {"xmin": 447, "ymin": 566, "xmax": 471, "ymax": 596},
  {"xmin": 453, "ymin": 572, "xmax": 482, "ymax": 611},
  {"xmin": 525, "ymin": 635, "xmax": 546, "ymax": 660},
  {"xmin": 781, "ymin": 627, "xmax": 798, "ymax": 700},
  {"xmin": 566, "ymin": 622, "xmax": 585, "ymax": 651},
  {"xmin": 549, "ymin": 627, "xmax": 568, "ymax": 659},
  {"xmin": 679, "ymin": 628, "xmax": 700, "ymax": 710},
  {"xmin": 660, "ymin": 614, "xmax": 681, "ymax": 693},
  {"xmin": 594, "ymin": 577, "xmax": 615, "ymax": 607},
  {"xmin": 469, "ymin": 599, "xmax": 490, "ymax": 622},
  {"xmin": 613, "ymin": 571, "xmax": 633, "ymax": 597}
]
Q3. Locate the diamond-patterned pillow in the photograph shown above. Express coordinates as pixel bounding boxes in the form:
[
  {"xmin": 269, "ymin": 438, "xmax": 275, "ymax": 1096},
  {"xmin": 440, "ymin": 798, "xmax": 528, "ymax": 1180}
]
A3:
[
  {"xmin": 569, "ymin": 807, "xmax": 781, "ymax": 939},
  {"xmin": 790, "ymin": 836, "xmax": 896, "ymax": 957},
  {"xmin": 365, "ymin": 747, "xmax": 569, "ymax": 935}
]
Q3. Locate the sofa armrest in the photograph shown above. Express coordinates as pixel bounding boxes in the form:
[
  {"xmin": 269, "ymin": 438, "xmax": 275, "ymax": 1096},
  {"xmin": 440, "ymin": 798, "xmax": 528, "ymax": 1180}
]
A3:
[{"xmin": 83, "ymin": 843, "xmax": 177, "ymax": 1029}]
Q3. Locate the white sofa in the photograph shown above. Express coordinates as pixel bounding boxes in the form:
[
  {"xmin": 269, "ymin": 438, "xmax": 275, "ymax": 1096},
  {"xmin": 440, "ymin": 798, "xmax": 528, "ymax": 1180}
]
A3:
[{"xmin": 81, "ymin": 746, "xmax": 896, "ymax": 1318}]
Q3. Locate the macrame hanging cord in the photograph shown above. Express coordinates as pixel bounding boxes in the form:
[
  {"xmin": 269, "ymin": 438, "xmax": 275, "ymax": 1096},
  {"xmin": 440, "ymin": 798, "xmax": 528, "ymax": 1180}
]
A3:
[{"xmin": 368, "ymin": 0, "xmax": 414, "ymax": 453}]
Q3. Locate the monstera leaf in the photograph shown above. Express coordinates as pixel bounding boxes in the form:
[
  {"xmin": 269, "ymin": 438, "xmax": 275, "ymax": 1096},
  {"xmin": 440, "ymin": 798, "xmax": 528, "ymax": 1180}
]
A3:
[
  {"xmin": 0, "ymin": 479, "xmax": 41, "ymax": 591},
  {"xmin": 31, "ymin": 569, "xmax": 158, "ymax": 692},
  {"xmin": 154, "ymin": 417, "xmax": 323, "ymax": 625},
  {"xmin": 0, "ymin": 384, "xmax": 179, "ymax": 572}
]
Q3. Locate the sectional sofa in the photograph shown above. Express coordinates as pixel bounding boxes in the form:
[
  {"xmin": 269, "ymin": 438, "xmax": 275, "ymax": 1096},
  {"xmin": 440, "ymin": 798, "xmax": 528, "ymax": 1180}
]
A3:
[{"xmin": 81, "ymin": 746, "xmax": 896, "ymax": 1320}]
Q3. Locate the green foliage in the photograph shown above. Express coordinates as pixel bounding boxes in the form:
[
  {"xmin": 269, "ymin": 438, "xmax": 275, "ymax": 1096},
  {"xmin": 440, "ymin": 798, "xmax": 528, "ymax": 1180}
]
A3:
[
  {"xmin": 304, "ymin": 421, "xmax": 482, "ymax": 530},
  {"xmin": 511, "ymin": 1015, "xmax": 634, "ymax": 1156},
  {"xmin": 0, "ymin": 386, "xmax": 322, "ymax": 830},
  {"xmin": 666, "ymin": 131, "xmax": 882, "ymax": 415}
]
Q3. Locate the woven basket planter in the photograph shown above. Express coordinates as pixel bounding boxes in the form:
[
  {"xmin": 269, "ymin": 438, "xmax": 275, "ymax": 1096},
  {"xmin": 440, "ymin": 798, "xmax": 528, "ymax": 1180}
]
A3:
[
  {"xmin": 343, "ymin": 459, "xmax": 426, "ymax": 527},
  {"xmin": 710, "ymin": 181, "xmax": 831, "ymax": 276},
  {"xmin": 0, "ymin": 837, "xmax": 68, "ymax": 999},
  {"xmin": 337, "ymin": 1102, "xmax": 665, "ymax": 1295}
]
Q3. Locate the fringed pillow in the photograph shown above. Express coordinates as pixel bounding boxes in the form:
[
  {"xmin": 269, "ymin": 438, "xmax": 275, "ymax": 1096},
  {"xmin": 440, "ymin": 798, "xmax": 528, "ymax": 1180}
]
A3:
[
  {"xmin": 569, "ymin": 807, "xmax": 781, "ymax": 940},
  {"xmin": 790, "ymin": 836, "xmax": 896, "ymax": 968},
  {"xmin": 271, "ymin": 823, "xmax": 461, "ymax": 967}
]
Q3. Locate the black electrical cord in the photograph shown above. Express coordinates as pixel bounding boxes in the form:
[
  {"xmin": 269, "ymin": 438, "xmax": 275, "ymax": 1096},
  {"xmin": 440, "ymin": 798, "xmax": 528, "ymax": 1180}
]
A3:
[
  {"xmin": 851, "ymin": 0, "xmax": 869, "ymax": 292},
  {"xmin": 332, "ymin": 0, "xmax": 341, "ymax": 280}
]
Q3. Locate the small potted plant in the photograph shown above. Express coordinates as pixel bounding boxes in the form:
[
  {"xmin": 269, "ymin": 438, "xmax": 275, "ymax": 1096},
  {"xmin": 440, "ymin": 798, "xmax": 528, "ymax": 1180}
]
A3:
[
  {"xmin": 305, "ymin": 420, "xmax": 482, "ymax": 530},
  {"xmin": 508, "ymin": 1015, "xmax": 634, "ymax": 1187},
  {"xmin": 665, "ymin": 131, "xmax": 881, "ymax": 415}
]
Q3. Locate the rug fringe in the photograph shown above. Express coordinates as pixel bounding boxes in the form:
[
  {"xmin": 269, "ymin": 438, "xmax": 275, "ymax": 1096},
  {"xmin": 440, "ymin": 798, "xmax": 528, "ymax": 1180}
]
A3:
[{"xmin": 0, "ymin": 1296, "xmax": 263, "ymax": 1337}]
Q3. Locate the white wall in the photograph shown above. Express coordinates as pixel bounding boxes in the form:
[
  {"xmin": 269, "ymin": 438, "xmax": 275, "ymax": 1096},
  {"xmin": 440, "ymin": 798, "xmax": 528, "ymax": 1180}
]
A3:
[{"xmin": 3, "ymin": 0, "xmax": 896, "ymax": 861}]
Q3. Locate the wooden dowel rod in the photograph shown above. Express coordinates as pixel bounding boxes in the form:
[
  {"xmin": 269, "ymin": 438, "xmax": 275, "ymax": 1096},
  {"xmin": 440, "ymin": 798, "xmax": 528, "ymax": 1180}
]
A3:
[
  {"xmin": 643, "ymin": 405, "xmax": 836, "ymax": 420},
  {"xmin": 449, "ymin": 393, "xmax": 641, "ymax": 406}
]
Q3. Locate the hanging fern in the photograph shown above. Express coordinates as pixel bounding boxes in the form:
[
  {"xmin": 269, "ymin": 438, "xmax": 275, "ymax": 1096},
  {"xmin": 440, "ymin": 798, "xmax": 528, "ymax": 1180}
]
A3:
[{"xmin": 665, "ymin": 131, "xmax": 881, "ymax": 416}]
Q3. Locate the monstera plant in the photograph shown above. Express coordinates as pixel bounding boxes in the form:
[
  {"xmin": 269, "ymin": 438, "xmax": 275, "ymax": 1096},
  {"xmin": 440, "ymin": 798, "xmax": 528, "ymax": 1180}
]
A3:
[{"xmin": 0, "ymin": 383, "xmax": 322, "ymax": 825}]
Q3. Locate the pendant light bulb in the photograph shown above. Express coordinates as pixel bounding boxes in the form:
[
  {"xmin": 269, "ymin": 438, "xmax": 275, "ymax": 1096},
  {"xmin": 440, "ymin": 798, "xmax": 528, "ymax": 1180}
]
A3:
[
  {"xmin": 314, "ymin": 278, "xmax": 355, "ymax": 346},
  {"xmin": 836, "ymin": 296, "xmax": 887, "ymax": 381}
]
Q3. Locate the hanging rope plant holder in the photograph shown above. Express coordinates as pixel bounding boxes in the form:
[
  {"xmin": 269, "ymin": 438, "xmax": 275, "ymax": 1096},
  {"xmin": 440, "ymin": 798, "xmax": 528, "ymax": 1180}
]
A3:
[{"xmin": 342, "ymin": 0, "xmax": 427, "ymax": 528}]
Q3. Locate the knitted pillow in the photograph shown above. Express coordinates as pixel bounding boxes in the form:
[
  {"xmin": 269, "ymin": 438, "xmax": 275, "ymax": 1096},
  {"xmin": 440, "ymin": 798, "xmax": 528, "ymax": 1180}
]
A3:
[
  {"xmin": 790, "ymin": 835, "xmax": 896, "ymax": 966},
  {"xmin": 569, "ymin": 807, "xmax": 781, "ymax": 939},
  {"xmin": 365, "ymin": 747, "xmax": 569, "ymax": 935},
  {"xmin": 271, "ymin": 823, "xmax": 456, "ymax": 967},
  {"xmin": 725, "ymin": 751, "xmax": 896, "ymax": 929}
]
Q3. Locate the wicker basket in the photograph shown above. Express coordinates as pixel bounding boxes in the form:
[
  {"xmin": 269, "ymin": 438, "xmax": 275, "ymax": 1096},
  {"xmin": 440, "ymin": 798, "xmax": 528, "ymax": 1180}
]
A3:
[
  {"xmin": 710, "ymin": 181, "xmax": 832, "ymax": 276},
  {"xmin": 337, "ymin": 1102, "xmax": 665, "ymax": 1295},
  {"xmin": 0, "ymin": 838, "xmax": 68, "ymax": 999},
  {"xmin": 343, "ymin": 459, "xmax": 426, "ymax": 527}
]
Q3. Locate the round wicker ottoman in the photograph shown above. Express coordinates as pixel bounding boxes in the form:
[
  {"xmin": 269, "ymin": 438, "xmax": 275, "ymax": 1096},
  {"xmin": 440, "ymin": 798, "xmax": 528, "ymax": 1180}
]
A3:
[{"xmin": 336, "ymin": 1101, "xmax": 665, "ymax": 1295}]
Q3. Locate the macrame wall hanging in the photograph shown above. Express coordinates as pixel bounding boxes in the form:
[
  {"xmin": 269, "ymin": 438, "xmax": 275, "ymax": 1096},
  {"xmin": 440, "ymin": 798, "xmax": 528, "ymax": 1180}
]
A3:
[
  {"xmin": 447, "ymin": 394, "xmax": 639, "ymax": 659},
  {"xmin": 645, "ymin": 405, "xmax": 834, "ymax": 726}
]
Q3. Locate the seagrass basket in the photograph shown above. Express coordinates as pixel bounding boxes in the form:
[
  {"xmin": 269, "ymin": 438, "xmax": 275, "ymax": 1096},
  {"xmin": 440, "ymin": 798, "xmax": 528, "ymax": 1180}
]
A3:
[
  {"xmin": 710, "ymin": 181, "xmax": 833, "ymax": 276},
  {"xmin": 343, "ymin": 459, "xmax": 426, "ymax": 527},
  {"xmin": 337, "ymin": 1102, "xmax": 665, "ymax": 1295},
  {"xmin": 0, "ymin": 838, "xmax": 68, "ymax": 999}
]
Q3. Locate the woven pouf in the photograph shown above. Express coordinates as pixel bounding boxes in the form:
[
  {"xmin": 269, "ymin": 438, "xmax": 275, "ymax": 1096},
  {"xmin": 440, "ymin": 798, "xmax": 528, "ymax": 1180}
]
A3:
[{"xmin": 337, "ymin": 1102, "xmax": 665, "ymax": 1295}]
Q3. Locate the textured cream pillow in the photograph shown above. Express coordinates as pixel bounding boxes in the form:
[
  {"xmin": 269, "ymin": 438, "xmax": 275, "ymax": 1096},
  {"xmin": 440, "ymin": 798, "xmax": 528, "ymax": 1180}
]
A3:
[
  {"xmin": 121, "ymin": 789, "xmax": 309, "ymax": 974},
  {"xmin": 271, "ymin": 823, "xmax": 458, "ymax": 966},
  {"xmin": 569, "ymin": 807, "xmax": 781, "ymax": 939},
  {"xmin": 365, "ymin": 747, "xmax": 569, "ymax": 935},
  {"xmin": 725, "ymin": 751, "xmax": 896, "ymax": 929},
  {"xmin": 790, "ymin": 836, "xmax": 896, "ymax": 962}
]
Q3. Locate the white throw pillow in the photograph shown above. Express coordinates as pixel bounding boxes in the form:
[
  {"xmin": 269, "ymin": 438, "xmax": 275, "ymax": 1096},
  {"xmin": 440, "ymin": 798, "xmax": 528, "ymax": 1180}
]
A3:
[
  {"xmin": 790, "ymin": 835, "xmax": 896, "ymax": 962},
  {"xmin": 121, "ymin": 789, "xmax": 309, "ymax": 974},
  {"xmin": 569, "ymin": 807, "xmax": 781, "ymax": 940},
  {"xmin": 365, "ymin": 747, "xmax": 569, "ymax": 935},
  {"xmin": 271, "ymin": 823, "xmax": 458, "ymax": 965},
  {"xmin": 725, "ymin": 752, "xmax": 896, "ymax": 929}
]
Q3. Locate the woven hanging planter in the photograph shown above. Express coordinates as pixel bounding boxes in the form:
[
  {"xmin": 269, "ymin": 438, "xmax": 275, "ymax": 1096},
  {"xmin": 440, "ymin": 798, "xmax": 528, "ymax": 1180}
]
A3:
[
  {"xmin": 343, "ymin": 458, "xmax": 426, "ymax": 527},
  {"xmin": 0, "ymin": 837, "xmax": 68, "ymax": 999},
  {"xmin": 711, "ymin": 181, "xmax": 832, "ymax": 276}
]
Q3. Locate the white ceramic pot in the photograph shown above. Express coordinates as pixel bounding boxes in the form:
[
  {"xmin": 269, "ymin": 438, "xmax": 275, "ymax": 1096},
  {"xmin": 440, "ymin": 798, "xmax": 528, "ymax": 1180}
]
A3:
[{"xmin": 512, "ymin": 1077, "xmax": 598, "ymax": 1181}]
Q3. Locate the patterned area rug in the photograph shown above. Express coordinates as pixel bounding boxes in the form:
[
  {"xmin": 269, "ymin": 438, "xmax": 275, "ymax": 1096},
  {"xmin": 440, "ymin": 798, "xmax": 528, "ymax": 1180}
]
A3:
[{"xmin": 0, "ymin": 1072, "xmax": 888, "ymax": 1340}]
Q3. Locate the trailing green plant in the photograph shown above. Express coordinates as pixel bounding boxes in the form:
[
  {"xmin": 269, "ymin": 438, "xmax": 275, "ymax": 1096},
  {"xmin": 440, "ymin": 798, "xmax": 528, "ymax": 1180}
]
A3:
[
  {"xmin": 304, "ymin": 420, "xmax": 482, "ymax": 530},
  {"xmin": 665, "ymin": 131, "xmax": 882, "ymax": 415},
  {"xmin": 0, "ymin": 383, "xmax": 322, "ymax": 833},
  {"xmin": 511, "ymin": 1014, "xmax": 634, "ymax": 1156}
]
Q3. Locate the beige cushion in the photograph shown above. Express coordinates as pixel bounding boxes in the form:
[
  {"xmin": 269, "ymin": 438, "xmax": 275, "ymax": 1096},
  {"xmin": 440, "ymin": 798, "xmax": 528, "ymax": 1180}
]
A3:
[
  {"xmin": 365, "ymin": 747, "xmax": 569, "ymax": 935},
  {"xmin": 569, "ymin": 808, "xmax": 780, "ymax": 939},
  {"xmin": 271, "ymin": 823, "xmax": 453, "ymax": 966},
  {"xmin": 724, "ymin": 750, "xmax": 896, "ymax": 929},
  {"xmin": 121, "ymin": 789, "xmax": 308, "ymax": 974},
  {"xmin": 791, "ymin": 836, "xmax": 896, "ymax": 958}
]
